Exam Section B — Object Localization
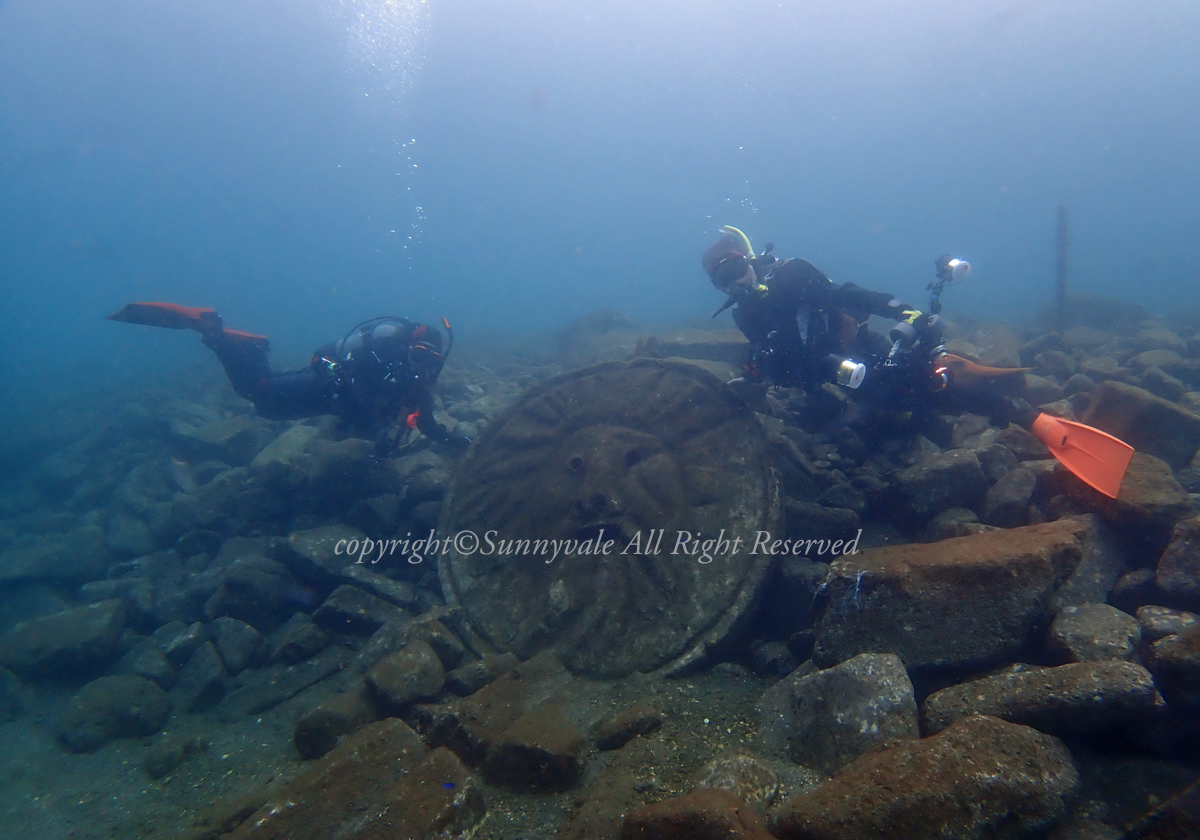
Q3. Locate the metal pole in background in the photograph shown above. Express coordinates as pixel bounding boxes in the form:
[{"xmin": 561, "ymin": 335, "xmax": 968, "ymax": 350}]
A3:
[{"xmin": 1055, "ymin": 205, "xmax": 1069, "ymax": 333}]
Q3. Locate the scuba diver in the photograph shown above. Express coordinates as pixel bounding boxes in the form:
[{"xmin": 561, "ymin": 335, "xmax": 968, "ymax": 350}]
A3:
[
  {"xmin": 703, "ymin": 225, "xmax": 942, "ymax": 391},
  {"xmin": 703, "ymin": 226, "xmax": 1134, "ymax": 498},
  {"xmin": 106, "ymin": 302, "xmax": 471, "ymax": 457}
]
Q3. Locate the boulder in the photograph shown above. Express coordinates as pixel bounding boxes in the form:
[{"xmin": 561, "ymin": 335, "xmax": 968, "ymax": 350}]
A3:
[
  {"xmin": 813, "ymin": 519, "xmax": 1087, "ymax": 671},
  {"xmin": 1024, "ymin": 373, "xmax": 1065, "ymax": 406},
  {"xmin": 620, "ymin": 789, "xmax": 774, "ymax": 840},
  {"xmin": 594, "ymin": 696, "xmax": 664, "ymax": 751},
  {"xmin": 0, "ymin": 526, "xmax": 111, "ymax": 585},
  {"xmin": 982, "ymin": 466, "xmax": 1037, "ymax": 527},
  {"xmin": 353, "ymin": 611, "xmax": 467, "ymax": 673},
  {"xmin": 407, "ymin": 651, "xmax": 603, "ymax": 771},
  {"xmin": 174, "ymin": 640, "xmax": 228, "ymax": 713},
  {"xmin": 313, "ymin": 585, "xmax": 408, "ymax": 636},
  {"xmin": 227, "ymin": 719, "xmax": 485, "ymax": 840},
  {"xmin": 267, "ymin": 613, "xmax": 329, "ymax": 664},
  {"xmin": 1146, "ymin": 624, "xmax": 1200, "ymax": 714},
  {"xmin": 1061, "ymin": 452, "xmax": 1193, "ymax": 538},
  {"xmin": 284, "ymin": 525, "xmax": 368, "ymax": 590},
  {"xmin": 248, "ymin": 423, "xmax": 322, "ymax": 488},
  {"xmin": 978, "ymin": 443, "xmax": 1018, "ymax": 482},
  {"xmin": 445, "ymin": 652, "xmax": 520, "ymax": 697},
  {"xmin": 153, "ymin": 619, "xmax": 210, "ymax": 665},
  {"xmin": 116, "ymin": 643, "xmax": 177, "ymax": 690},
  {"xmin": 1136, "ymin": 605, "xmax": 1199, "ymax": 644},
  {"xmin": 891, "ymin": 448, "xmax": 988, "ymax": 523},
  {"xmin": 483, "ymin": 701, "xmax": 587, "ymax": 791},
  {"xmin": 1081, "ymin": 381, "xmax": 1200, "ymax": 469},
  {"xmin": 339, "ymin": 565, "xmax": 419, "ymax": 610},
  {"xmin": 143, "ymin": 733, "xmax": 208, "ymax": 780},
  {"xmin": 757, "ymin": 653, "xmax": 918, "ymax": 775},
  {"xmin": 292, "ymin": 678, "xmax": 381, "ymax": 760},
  {"xmin": 693, "ymin": 753, "xmax": 784, "ymax": 817},
  {"xmin": 217, "ymin": 644, "xmax": 351, "ymax": 719},
  {"xmin": 1157, "ymin": 516, "xmax": 1200, "ymax": 611},
  {"xmin": 1047, "ymin": 604, "xmax": 1141, "ymax": 662},
  {"xmin": 1141, "ymin": 366, "xmax": 1188, "ymax": 402},
  {"xmin": 1049, "ymin": 514, "xmax": 1128, "ymax": 611},
  {"xmin": 0, "ymin": 599, "xmax": 126, "ymax": 678},
  {"xmin": 104, "ymin": 511, "xmax": 158, "ymax": 556},
  {"xmin": 203, "ymin": 555, "xmax": 300, "ymax": 633},
  {"xmin": 57, "ymin": 674, "xmax": 170, "ymax": 753},
  {"xmin": 0, "ymin": 583, "xmax": 70, "ymax": 632},
  {"xmin": 79, "ymin": 577, "xmax": 155, "ymax": 628},
  {"xmin": 769, "ymin": 715, "xmax": 1079, "ymax": 840},
  {"xmin": 0, "ymin": 667, "xmax": 31, "ymax": 721},
  {"xmin": 365, "ymin": 640, "xmax": 445, "ymax": 708},
  {"xmin": 172, "ymin": 416, "xmax": 265, "ymax": 466},
  {"xmin": 213, "ymin": 616, "xmax": 265, "ymax": 675},
  {"xmin": 919, "ymin": 661, "xmax": 1165, "ymax": 737}
]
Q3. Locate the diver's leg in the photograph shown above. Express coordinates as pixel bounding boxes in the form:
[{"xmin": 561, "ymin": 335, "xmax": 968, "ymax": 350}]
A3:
[
  {"xmin": 202, "ymin": 329, "xmax": 273, "ymax": 403},
  {"xmin": 203, "ymin": 330, "xmax": 333, "ymax": 420}
]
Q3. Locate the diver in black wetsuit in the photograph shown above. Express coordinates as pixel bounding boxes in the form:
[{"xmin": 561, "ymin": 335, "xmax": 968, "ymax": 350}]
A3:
[
  {"xmin": 702, "ymin": 226, "xmax": 940, "ymax": 392},
  {"xmin": 701, "ymin": 231, "xmax": 1137, "ymax": 498},
  {"xmin": 107, "ymin": 303, "xmax": 470, "ymax": 456}
]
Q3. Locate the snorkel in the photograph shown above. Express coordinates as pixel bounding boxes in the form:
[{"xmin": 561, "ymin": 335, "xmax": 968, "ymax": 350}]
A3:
[{"xmin": 719, "ymin": 225, "xmax": 755, "ymax": 258}]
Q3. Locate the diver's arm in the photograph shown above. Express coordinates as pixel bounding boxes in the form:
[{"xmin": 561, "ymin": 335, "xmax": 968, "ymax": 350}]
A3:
[
  {"xmin": 828, "ymin": 283, "xmax": 918, "ymax": 320},
  {"xmin": 412, "ymin": 387, "xmax": 471, "ymax": 451}
]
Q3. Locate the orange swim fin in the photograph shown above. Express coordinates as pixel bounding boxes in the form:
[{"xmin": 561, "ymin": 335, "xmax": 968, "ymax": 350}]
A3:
[
  {"xmin": 106, "ymin": 302, "xmax": 222, "ymax": 332},
  {"xmin": 219, "ymin": 327, "xmax": 269, "ymax": 345},
  {"xmin": 1030, "ymin": 413, "xmax": 1134, "ymax": 499},
  {"xmin": 936, "ymin": 353, "xmax": 1031, "ymax": 383}
]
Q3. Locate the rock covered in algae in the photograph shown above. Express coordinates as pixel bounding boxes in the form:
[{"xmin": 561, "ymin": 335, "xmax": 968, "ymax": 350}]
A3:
[{"xmin": 437, "ymin": 359, "xmax": 780, "ymax": 678}]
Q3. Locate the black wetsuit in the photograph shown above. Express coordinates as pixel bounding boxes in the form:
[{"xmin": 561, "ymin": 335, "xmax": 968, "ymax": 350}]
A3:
[
  {"xmin": 202, "ymin": 320, "xmax": 456, "ymax": 447},
  {"xmin": 731, "ymin": 257, "xmax": 914, "ymax": 389}
]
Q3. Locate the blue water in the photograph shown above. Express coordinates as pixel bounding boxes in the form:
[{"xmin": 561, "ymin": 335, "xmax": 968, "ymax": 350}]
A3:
[{"xmin": 3, "ymin": 0, "xmax": 1199, "ymax": 403}]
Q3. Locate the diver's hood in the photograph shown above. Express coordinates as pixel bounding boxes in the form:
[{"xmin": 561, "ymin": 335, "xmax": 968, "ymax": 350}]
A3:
[{"xmin": 701, "ymin": 234, "xmax": 750, "ymax": 276}]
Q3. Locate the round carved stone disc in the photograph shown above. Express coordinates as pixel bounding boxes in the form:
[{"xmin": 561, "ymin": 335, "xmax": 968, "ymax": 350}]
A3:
[{"xmin": 437, "ymin": 359, "xmax": 780, "ymax": 678}]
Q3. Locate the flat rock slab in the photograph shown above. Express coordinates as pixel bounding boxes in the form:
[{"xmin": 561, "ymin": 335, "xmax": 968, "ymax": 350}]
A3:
[
  {"xmin": 283, "ymin": 524, "xmax": 368, "ymax": 589},
  {"xmin": 228, "ymin": 719, "xmax": 485, "ymax": 840},
  {"xmin": 217, "ymin": 644, "xmax": 351, "ymax": 719},
  {"xmin": 0, "ymin": 526, "xmax": 111, "ymax": 585},
  {"xmin": 438, "ymin": 359, "xmax": 780, "ymax": 678},
  {"xmin": 813, "ymin": 518, "xmax": 1087, "ymax": 670},
  {"xmin": 313, "ymin": 584, "xmax": 407, "ymax": 636},
  {"xmin": 0, "ymin": 599, "xmax": 126, "ymax": 678},
  {"xmin": 769, "ymin": 715, "xmax": 1080, "ymax": 840},
  {"xmin": 920, "ymin": 660, "xmax": 1165, "ymax": 736}
]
